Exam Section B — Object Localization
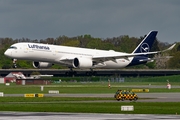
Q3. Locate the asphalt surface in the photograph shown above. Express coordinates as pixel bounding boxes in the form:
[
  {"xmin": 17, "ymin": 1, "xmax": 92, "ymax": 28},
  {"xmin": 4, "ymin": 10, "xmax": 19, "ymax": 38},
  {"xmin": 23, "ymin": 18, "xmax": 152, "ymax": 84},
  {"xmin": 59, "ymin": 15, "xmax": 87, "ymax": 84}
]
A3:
[
  {"xmin": 4, "ymin": 93, "xmax": 180, "ymax": 102},
  {"xmin": 0, "ymin": 112, "xmax": 180, "ymax": 120}
]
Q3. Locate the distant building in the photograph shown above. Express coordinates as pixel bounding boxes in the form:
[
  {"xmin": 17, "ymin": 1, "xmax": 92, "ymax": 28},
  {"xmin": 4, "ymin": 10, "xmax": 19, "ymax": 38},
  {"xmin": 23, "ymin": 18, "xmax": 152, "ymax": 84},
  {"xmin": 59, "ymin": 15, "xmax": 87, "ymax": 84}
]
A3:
[
  {"xmin": 4, "ymin": 72, "xmax": 25, "ymax": 83},
  {"xmin": 4, "ymin": 72, "xmax": 51, "ymax": 85},
  {"xmin": 16, "ymin": 79, "xmax": 51, "ymax": 85}
]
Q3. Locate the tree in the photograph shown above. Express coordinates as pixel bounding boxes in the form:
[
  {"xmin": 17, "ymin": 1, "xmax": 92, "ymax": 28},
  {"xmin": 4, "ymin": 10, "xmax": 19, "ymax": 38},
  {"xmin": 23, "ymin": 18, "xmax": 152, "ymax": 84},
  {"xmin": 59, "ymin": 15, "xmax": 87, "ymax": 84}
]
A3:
[
  {"xmin": 61, "ymin": 39, "xmax": 80, "ymax": 47},
  {"xmin": 154, "ymin": 53, "xmax": 170, "ymax": 69},
  {"xmin": 86, "ymin": 38, "xmax": 102, "ymax": 49},
  {"xmin": 167, "ymin": 52, "xmax": 180, "ymax": 68}
]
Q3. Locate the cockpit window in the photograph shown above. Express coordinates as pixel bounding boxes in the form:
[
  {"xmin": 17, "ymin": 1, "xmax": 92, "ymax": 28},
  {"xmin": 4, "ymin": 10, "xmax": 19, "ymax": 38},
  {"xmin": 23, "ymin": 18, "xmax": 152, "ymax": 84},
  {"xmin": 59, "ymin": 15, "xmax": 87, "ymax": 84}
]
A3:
[{"xmin": 9, "ymin": 46, "xmax": 17, "ymax": 49}]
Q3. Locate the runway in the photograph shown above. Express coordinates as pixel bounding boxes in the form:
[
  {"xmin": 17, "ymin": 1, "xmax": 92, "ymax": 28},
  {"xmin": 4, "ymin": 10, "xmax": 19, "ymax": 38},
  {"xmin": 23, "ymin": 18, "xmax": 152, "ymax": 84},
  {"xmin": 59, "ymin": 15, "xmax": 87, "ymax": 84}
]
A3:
[
  {"xmin": 0, "ymin": 112, "xmax": 180, "ymax": 120},
  {"xmin": 46, "ymin": 93, "xmax": 180, "ymax": 102},
  {"xmin": 4, "ymin": 93, "xmax": 180, "ymax": 102}
]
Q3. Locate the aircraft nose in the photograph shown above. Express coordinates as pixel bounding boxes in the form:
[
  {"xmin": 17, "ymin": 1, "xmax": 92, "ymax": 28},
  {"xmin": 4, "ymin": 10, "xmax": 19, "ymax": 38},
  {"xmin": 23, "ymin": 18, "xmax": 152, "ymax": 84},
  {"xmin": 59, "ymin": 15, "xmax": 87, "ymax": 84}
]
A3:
[{"xmin": 4, "ymin": 50, "xmax": 11, "ymax": 57}]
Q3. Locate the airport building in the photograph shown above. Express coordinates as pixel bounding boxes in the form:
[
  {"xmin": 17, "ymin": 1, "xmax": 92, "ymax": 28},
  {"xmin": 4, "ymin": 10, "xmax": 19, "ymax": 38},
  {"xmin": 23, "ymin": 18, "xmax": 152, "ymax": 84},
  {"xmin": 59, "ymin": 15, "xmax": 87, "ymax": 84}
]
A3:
[
  {"xmin": 3, "ymin": 72, "xmax": 51, "ymax": 85},
  {"xmin": 16, "ymin": 79, "xmax": 51, "ymax": 85}
]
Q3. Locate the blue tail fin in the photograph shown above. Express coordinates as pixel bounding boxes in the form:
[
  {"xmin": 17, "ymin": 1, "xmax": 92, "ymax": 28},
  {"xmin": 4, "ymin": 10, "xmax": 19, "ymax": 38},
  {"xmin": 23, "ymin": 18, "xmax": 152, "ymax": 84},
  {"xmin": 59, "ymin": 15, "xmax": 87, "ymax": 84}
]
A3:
[{"xmin": 132, "ymin": 31, "xmax": 158, "ymax": 54}]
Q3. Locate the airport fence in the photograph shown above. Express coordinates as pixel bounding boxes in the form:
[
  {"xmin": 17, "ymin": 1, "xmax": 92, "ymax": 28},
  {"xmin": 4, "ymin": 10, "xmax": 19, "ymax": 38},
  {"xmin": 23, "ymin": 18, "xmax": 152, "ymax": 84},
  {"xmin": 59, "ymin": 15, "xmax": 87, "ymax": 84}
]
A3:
[{"xmin": 51, "ymin": 75, "xmax": 180, "ymax": 83}]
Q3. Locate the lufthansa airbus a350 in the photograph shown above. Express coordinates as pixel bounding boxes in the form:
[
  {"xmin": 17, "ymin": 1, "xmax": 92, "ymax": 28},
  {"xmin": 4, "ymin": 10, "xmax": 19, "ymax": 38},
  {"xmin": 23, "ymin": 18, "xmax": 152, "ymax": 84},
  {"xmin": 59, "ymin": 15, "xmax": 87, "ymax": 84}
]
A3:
[{"xmin": 4, "ymin": 31, "xmax": 175, "ymax": 75}]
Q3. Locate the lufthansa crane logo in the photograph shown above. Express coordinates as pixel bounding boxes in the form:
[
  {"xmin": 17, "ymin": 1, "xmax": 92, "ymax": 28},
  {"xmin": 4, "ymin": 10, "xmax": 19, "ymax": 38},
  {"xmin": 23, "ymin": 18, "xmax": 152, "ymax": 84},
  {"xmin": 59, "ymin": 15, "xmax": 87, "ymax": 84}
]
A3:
[{"xmin": 140, "ymin": 43, "xmax": 150, "ymax": 53}]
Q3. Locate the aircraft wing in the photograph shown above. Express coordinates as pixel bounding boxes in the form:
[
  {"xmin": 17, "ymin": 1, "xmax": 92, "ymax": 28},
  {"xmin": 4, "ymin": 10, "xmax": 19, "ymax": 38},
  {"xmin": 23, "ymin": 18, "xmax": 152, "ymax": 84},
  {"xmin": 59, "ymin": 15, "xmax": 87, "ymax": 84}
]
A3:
[
  {"xmin": 58, "ymin": 43, "xmax": 176, "ymax": 64},
  {"xmin": 92, "ymin": 43, "xmax": 176, "ymax": 62},
  {"xmin": 92, "ymin": 52, "xmax": 157, "ymax": 62}
]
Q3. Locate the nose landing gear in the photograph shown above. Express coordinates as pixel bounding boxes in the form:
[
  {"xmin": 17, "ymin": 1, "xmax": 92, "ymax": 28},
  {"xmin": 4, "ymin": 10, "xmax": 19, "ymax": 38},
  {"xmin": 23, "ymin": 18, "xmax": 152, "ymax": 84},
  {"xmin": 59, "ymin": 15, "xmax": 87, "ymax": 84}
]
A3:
[{"xmin": 12, "ymin": 59, "xmax": 17, "ymax": 68}]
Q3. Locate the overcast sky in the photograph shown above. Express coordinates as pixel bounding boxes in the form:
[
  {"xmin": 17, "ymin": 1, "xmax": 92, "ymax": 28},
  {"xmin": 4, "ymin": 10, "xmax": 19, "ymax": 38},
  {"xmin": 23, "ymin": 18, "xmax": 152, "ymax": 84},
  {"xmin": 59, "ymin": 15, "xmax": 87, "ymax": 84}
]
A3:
[{"xmin": 0, "ymin": 0, "xmax": 179, "ymax": 43}]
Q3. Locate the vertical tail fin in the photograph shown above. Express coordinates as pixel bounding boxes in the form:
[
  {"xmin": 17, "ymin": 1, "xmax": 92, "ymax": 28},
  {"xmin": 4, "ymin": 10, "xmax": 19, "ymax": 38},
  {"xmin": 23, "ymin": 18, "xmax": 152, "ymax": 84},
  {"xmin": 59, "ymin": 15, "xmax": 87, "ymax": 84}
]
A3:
[{"xmin": 132, "ymin": 31, "xmax": 158, "ymax": 54}]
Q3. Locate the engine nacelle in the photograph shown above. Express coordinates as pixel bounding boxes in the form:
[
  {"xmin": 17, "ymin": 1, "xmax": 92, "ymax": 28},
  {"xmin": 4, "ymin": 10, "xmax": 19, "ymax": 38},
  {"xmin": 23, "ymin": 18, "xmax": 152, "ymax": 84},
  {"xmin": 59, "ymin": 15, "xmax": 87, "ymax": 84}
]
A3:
[
  {"xmin": 33, "ymin": 61, "xmax": 53, "ymax": 68},
  {"xmin": 73, "ymin": 58, "xmax": 93, "ymax": 69}
]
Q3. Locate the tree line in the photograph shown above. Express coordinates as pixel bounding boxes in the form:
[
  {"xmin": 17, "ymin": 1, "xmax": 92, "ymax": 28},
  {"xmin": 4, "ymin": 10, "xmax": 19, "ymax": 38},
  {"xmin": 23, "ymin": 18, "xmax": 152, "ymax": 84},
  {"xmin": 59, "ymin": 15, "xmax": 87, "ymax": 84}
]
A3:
[{"xmin": 0, "ymin": 34, "xmax": 179, "ymax": 69}]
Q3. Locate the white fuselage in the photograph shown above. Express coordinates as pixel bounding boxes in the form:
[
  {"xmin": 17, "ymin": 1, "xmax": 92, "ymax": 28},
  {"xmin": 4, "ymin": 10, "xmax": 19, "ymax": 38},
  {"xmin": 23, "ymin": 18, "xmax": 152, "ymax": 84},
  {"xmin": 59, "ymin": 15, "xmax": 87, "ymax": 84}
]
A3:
[{"xmin": 4, "ymin": 42, "xmax": 133, "ymax": 69}]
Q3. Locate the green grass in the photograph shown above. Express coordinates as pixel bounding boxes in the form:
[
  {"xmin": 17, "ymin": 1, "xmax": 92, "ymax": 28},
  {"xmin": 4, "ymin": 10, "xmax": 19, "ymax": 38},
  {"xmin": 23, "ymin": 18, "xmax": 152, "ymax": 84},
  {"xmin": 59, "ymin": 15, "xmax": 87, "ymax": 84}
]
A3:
[
  {"xmin": 0, "ymin": 82, "xmax": 180, "ymax": 94},
  {"xmin": 0, "ymin": 97, "xmax": 180, "ymax": 114}
]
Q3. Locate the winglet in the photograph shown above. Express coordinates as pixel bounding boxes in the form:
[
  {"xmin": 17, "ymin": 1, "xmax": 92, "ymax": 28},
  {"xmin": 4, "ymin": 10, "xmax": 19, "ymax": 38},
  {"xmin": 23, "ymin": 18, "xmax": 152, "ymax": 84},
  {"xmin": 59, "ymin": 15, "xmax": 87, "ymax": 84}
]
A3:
[
  {"xmin": 149, "ymin": 43, "xmax": 176, "ymax": 54},
  {"xmin": 162, "ymin": 43, "xmax": 176, "ymax": 52}
]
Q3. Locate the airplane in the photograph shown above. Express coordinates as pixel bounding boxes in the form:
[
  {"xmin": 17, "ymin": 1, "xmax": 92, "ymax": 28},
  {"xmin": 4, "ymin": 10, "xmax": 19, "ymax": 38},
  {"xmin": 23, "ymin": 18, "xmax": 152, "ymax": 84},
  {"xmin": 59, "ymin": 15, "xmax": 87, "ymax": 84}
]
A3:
[{"xmin": 4, "ymin": 31, "xmax": 176, "ymax": 75}]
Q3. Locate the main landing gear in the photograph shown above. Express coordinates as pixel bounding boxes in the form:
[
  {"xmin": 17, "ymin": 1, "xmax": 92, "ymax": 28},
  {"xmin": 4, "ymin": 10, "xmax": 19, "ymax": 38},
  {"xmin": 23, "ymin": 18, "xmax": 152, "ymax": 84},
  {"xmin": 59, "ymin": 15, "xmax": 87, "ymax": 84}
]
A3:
[{"xmin": 65, "ymin": 68, "xmax": 77, "ymax": 76}]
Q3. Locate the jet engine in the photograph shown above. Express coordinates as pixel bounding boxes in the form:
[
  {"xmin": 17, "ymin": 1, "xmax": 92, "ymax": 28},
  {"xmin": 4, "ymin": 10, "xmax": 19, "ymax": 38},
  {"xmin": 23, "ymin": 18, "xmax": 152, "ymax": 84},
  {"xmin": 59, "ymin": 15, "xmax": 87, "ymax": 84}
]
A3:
[
  {"xmin": 73, "ymin": 58, "xmax": 93, "ymax": 68},
  {"xmin": 33, "ymin": 61, "xmax": 53, "ymax": 68}
]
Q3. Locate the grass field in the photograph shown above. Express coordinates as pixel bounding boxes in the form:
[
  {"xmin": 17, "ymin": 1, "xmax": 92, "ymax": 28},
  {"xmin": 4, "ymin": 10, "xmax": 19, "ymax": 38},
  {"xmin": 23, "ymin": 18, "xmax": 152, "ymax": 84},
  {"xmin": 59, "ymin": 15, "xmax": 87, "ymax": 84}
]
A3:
[
  {"xmin": 1, "ymin": 81, "xmax": 180, "ymax": 94},
  {"xmin": 0, "ymin": 97, "xmax": 180, "ymax": 114},
  {"xmin": 0, "ymin": 75, "xmax": 180, "ymax": 114}
]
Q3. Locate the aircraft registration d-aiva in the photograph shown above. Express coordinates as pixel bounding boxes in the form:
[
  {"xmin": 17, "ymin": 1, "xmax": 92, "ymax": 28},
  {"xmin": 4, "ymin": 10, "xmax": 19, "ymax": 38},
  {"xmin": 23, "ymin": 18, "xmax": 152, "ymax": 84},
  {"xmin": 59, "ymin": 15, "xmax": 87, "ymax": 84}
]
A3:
[{"xmin": 4, "ymin": 31, "xmax": 176, "ymax": 75}]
